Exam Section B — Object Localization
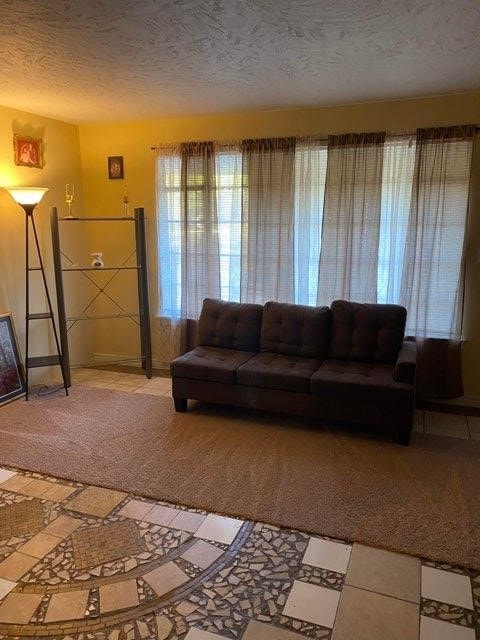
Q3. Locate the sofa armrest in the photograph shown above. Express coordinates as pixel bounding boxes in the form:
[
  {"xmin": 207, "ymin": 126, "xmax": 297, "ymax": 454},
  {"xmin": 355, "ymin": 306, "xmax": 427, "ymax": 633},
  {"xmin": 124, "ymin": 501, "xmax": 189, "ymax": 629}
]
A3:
[{"xmin": 394, "ymin": 340, "xmax": 417, "ymax": 385}]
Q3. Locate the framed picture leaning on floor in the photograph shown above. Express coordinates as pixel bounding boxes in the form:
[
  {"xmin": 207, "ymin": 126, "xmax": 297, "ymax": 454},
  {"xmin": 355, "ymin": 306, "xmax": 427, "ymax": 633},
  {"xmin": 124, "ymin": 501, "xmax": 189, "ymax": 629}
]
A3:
[{"xmin": 0, "ymin": 313, "xmax": 26, "ymax": 405}]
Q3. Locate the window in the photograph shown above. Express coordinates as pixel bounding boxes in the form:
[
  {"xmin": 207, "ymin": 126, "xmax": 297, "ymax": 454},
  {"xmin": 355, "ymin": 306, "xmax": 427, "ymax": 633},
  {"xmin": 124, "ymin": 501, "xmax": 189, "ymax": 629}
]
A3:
[
  {"xmin": 157, "ymin": 144, "xmax": 329, "ymax": 314},
  {"xmin": 156, "ymin": 133, "xmax": 472, "ymax": 338}
]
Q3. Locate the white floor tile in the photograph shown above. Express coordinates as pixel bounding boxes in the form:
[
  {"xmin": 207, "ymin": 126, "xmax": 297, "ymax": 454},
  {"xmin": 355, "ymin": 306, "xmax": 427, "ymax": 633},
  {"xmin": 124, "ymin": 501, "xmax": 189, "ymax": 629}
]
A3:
[
  {"xmin": 283, "ymin": 580, "xmax": 340, "ymax": 628},
  {"xmin": 181, "ymin": 539, "xmax": 223, "ymax": 569},
  {"xmin": 243, "ymin": 620, "xmax": 306, "ymax": 639},
  {"xmin": 346, "ymin": 543, "xmax": 420, "ymax": 603},
  {"xmin": 194, "ymin": 514, "xmax": 243, "ymax": 545},
  {"xmin": 118, "ymin": 499, "xmax": 153, "ymax": 520},
  {"xmin": 420, "ymin": 615, "xmax": 476, "ymax": 640},
  {"xmin": 143, "ymin": 377, "xmax": 171, "ymax": 389},
  {"xmin": 0, "ymin": 468, "xmax": 17, "ymax": 484},
  {"xmin": 143, "ymin": 504, "xmax": 179, "ymax": 526},
  {"xmin": 185, "ymin": 629, "xmax": 228, "ymax": 639},
  {"xmin": 303, "ymin": 538, "xmax": 352, "ymax": 574},
  {"xmin": 90, "ymin": 372, "xmax": 124, "ymax": 381},
  {"xmin": 421, "ymin": 567, "xmax": 473, "ymax": 609},
  {"xmin": 133, "ymin": 386, "xmax": 166, "ymax": 396},
  {"xmin": 332, "ymin": 585, "xmax": 419, "ymax": 640},
  {"xmin": 0, "ymin": 578, "xmax": 16, "ymax": 600},
  {"xmin": 424, "ymin": 412, "xmax": 469, "ymax": 439}
]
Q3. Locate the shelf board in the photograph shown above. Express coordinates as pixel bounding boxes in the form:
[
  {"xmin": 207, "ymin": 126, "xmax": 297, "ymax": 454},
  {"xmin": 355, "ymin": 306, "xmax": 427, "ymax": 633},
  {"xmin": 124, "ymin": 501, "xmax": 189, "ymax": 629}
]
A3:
[
  {"xmin": 27, "ymin": 355, "xmax": 61, "ymax": 368},
  {"xmin": 62, "ymin": 266, "xmax": 140, "ymax": 272},
  {"xmin": 67, "ymin": 313, "xmax": 140, "ymax": 321},
  {"xmin": 27, "ymin": 312, "xmax": 53, "ymax": 320},
  {"xmin": 58, "ymin": 217, "xmax": 135, "ymax": 221}
]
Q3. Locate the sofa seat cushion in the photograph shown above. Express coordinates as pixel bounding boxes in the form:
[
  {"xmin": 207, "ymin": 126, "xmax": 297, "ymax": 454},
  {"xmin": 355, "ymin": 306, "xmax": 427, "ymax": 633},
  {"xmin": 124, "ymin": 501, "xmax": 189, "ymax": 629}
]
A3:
[
  {"xmin": 171, "ymin": 347, "xmax": 255, "ymax": 384},
  {"xmin": 237, "ymin": 352, "xmax": 322, "ymax": 393},
  {"xmin": 310, "ymin": 359, "xmax": 413, "ymax": 405}
]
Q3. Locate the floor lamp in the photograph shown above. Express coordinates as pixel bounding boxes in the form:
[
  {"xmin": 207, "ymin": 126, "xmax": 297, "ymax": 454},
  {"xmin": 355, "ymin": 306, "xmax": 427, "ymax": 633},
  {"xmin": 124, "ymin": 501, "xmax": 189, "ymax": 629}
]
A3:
[{"xmin": 4, "ymin": 187, "xmax": 68, "ymax": 400}]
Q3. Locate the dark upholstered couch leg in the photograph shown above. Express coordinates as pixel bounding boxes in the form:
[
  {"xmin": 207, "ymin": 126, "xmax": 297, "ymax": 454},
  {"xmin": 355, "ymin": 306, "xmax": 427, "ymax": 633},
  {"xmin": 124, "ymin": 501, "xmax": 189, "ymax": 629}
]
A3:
[
  {"xmin": 397, "ymin": 428, "xmax": 411, "ymax": 446},
  {"xmin": 174, "ymin": 397, "xmax": 187, "ymax": 412}
]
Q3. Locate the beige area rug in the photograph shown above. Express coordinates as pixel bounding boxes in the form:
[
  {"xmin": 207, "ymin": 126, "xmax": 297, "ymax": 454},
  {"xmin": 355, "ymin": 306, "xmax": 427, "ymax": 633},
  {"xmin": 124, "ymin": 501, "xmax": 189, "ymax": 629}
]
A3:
[{"xmin": 0, "ymin": 386, "xmax": 478, "ymax": 569}]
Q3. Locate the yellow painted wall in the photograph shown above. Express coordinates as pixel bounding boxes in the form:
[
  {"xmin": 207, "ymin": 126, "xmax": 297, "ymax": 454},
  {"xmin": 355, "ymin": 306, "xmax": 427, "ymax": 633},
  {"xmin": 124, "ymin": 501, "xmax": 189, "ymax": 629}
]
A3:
[
  {"xmin": 78, "ymin": 92, "xmax": 480, "ymax": 393},
  {"xmin": 0, "ymin": 104, "xmax": 89, "ymax": 383}
]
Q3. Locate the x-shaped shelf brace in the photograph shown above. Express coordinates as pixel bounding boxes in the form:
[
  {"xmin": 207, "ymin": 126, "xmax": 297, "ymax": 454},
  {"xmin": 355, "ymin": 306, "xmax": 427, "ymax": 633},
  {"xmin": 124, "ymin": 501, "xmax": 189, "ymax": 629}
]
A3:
[{"xmin": 60, "ymin": 249, "xmax": 141, "ymax": 333}]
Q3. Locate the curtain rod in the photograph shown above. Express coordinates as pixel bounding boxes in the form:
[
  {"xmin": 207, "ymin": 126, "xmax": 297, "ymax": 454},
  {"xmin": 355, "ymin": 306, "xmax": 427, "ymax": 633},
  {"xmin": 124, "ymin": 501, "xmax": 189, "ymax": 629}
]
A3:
[{"xmin": 150, "ymin": 126, "xmax": 479, "ymax": 150}]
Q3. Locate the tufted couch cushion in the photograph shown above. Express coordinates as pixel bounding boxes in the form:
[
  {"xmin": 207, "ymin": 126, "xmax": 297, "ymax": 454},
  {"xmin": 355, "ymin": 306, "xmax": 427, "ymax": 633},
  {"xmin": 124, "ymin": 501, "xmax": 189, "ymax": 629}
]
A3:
[
  {"xmin": 171, "ymin": 346, "xmax": 255, "ymax": 385},
  {"xmin": 328, "ymin": 300, "xmax": 406, "ymax": 364},
  {"xmin": 310, "ymin": 359, "xmax": 413, "ymax": 405},
  {"xmin": 198, "ymin": 298, "xmax": 263, "ymax": 352},
  {"xmin": 260, "ymin": 301, "xmax": 331, "ymax": 359},
  {"xmin": 237, "ymin": 352, "xmax": 322, "ymax": 393}
]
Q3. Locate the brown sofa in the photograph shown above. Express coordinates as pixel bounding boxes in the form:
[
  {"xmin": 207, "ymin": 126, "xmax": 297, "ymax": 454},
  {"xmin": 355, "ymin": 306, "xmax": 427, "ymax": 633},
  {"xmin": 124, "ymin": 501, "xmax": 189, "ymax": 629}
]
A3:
[{"xmin": 171, "ymin": 298, "xmax": 417, "ymax": 444}]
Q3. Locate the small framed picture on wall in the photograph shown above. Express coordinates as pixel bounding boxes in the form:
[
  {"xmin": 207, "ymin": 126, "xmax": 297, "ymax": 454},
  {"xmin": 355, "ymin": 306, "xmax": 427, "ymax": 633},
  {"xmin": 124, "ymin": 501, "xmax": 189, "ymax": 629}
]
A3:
[
  {"xmin": 108, "ymin": 156, "xmax": 124, "ymax": 179},
  {"xmin": 13, "ymin": 134, "xmax": 43, "ymax": 169},
  {"xmin": 0, "ymin": 313, "xmax": 26, "ymax": 406}
]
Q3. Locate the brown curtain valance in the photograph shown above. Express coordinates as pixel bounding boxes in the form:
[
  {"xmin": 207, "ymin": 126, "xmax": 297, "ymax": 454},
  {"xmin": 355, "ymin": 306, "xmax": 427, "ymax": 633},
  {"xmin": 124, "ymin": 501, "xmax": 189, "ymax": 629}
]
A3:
[
  {"xmin": 180, "ymin": 140, "xmax": 215, "ymax": 155},
  {"xmin": 155, "ymin": 128, "xmax": 478, "ymax": 152},
  {"xmin": 327, "ymin": 132, "xmax": 386, "ymax": 147},
  {"xmin": 416, "ymin": 125, "xmax": 476, "ymax": 141},
  {"xmin": 241, "ymin": 137, "xmax": 296, "ymax": 152}
]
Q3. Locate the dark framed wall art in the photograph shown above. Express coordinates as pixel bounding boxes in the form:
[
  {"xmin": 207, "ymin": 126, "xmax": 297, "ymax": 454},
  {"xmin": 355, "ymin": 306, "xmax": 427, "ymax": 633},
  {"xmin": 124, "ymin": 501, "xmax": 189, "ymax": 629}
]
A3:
[
  {"xmin": 0, "ymin": 313, "xmax": 26, "ymax": 405},
  {"xmin": 13, "ymin": 134, "xmax": 44, "ymax": 168},
  {"xmin": 108, "ymin": 155, "xmax": 124, "ymax": 179}
]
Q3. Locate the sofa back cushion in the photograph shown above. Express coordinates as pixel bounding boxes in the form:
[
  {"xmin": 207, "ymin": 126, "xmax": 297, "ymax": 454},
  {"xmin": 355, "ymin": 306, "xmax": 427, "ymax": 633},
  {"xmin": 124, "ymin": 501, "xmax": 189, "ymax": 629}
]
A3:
[
  {"xmin": 260, "ymin": 301, "xmax": 331, "ymax": 359},
  {"xmin": 198, "ymin": 298, "xmax": 263, "ymax": 352},
  {"xmin": 329, "ymin": 300, "xmax": 406, "ymax": 364}
]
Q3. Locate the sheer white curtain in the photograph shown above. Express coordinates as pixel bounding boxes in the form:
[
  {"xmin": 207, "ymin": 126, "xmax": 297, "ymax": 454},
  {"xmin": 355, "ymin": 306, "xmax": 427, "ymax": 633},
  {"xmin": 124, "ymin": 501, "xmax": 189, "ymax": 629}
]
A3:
[
  {"xmin": 400, "ymin": 126, "xmax": 475, "ymax": 338},
  {"xmin": 377, "ymin": 136, "xmax": 416, "ymax": 304},
  {"xmin": 156, "ymin": 128, "xmax": 474, "ymax": 355},
  {"xmin": 156, "ymin": 142, "xmax": 222, "ymax": 357},
  {"xmin": 157, "ymin": 144, "xmax": 221, "ymax": 319},
  {"xmin": 317, "ymin": 132, "xmax": 385, "ymax": 305},
  {"xmin": 240, "ymin": 138, "xmax": 296, "ymax": 304},
  {"xmin": 179, "ymin": 141, "xmax": 221, "ymax": 320},
  {"xmin": 157, "ymin": 150, "xmax": 182, "ymax": 319},
  {"xmin": 215, "ymin": 148, "xmax": 242, "ymax": 302},
  {"xmin": 294, "ymin": 141, "xmax": 327, "ymax": 305}
]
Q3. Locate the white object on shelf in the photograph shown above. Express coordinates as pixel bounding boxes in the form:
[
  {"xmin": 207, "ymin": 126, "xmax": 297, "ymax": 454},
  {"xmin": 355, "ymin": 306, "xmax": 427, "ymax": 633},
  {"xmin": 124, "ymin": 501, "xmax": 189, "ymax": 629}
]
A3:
[{"xmin": 90, "ymin": 252, "xmax": 104, "ymax": 268}]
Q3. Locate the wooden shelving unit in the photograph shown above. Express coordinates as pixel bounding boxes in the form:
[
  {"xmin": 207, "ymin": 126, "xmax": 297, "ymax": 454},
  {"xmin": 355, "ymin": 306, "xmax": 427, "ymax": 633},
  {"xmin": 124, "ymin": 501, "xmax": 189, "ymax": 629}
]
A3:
[{"xmin": 50, "ymin": 207, "xmax": 152, "ymax": 387}]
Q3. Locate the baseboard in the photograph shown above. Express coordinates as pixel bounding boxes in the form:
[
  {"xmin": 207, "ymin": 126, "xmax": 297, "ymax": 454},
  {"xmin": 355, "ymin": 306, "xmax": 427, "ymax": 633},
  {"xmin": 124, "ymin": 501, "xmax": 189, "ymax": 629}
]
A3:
[{"xmin": 80, "ymin": 353, "xmax": 168, "ymax": 370}]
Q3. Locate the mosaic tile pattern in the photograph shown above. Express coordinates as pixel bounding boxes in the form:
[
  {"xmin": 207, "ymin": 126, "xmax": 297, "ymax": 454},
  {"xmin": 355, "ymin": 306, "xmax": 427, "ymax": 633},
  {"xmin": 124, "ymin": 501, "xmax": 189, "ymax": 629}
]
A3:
[
  {"xmin": 72, "ymin": 519, "xmax": 145, "ymax": 569},
  {"xmin": 0, "ymin": 497, "xmax": 45, "ymax": 539},
  {"xmin": 0, "ymin": 457, "xmax": 479, "ymax": 638}
]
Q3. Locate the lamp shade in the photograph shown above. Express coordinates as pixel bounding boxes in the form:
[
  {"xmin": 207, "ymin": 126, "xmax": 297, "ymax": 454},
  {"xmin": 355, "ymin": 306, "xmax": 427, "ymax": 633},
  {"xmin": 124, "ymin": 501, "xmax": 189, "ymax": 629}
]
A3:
[{"xmin": 5, "ymin": 187, "xmax": 49, "ymax": 206}]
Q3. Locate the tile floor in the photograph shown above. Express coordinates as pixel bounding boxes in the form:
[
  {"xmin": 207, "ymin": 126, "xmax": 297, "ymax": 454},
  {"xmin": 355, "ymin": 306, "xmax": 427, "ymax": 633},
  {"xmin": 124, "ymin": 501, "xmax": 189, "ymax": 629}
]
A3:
[
  {"xmin": 0, "ymin": 464, "xmax": 478, "ymax": 639},
  {"xmin": 0, "ymin": 368, "xmax": 474, "ymax": 639}
]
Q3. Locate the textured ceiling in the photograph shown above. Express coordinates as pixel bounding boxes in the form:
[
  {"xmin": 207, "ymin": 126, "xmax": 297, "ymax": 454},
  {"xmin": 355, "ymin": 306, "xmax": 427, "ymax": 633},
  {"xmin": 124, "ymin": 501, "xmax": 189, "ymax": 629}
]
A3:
[{"xmin": 0, "ymin": 0, "xmax": 479, "ymax": 123}]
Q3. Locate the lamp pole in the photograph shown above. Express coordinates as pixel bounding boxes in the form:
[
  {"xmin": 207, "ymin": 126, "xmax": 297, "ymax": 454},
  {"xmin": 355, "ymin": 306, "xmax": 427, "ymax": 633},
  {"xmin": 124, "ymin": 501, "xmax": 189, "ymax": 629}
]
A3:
[{"xmin": 4, "ymin": 188, "xmax": 68, "ymax": 400}]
